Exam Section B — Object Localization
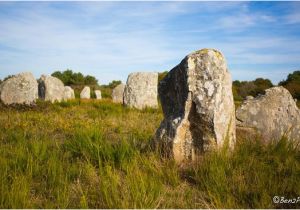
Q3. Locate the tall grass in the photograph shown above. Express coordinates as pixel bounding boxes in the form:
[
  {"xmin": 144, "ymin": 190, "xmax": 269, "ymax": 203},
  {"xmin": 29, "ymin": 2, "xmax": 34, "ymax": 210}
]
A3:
[
  {"xmin": 0, "ymin": 99, "xmax": 299, "ymax": 208},
  {"xmin": 187, "ymin": 138, "xmax": 300, "ymax": 208}
]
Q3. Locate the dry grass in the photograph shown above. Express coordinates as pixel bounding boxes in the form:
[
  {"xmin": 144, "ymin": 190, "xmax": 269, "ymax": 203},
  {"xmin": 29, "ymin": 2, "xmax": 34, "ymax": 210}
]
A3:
[{"xmin": 0, "ymin": 99, "xmax": 299, "ymax": 208}]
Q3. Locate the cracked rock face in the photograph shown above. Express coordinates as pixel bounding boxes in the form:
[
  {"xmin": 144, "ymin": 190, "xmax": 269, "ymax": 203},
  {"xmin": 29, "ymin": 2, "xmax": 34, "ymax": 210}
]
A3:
[
  {"xmin": 80, "ymin": 86, "xmax": 90, "ymax": 99},
  {"xmin": 38, "ymin": 75, "xmax": 65, "ymax": 103},
  {"xmin": 124, "ymin": 72, "xmax": 158, "ymax": 109},
  {"xmin": 112, "ymin": 83, "xmax": 125, "ymax": 103},
  {"xmin": 0, "ymin": 72, "xmax": 38, "ymax": 105},
  {"xmin": 236, "ymin": 86, "xmax": 300, "ymax": 141},
  {"xmin": 155, "ymin": 49, "xmax": 236, "ymax": 163},
  {"xmin": 95, "ymin": 90, "xmax": 102, "ymax": 99},
  {"xmin": 63, "ymin": 86, "xmax": 75, "ymax": 100}
]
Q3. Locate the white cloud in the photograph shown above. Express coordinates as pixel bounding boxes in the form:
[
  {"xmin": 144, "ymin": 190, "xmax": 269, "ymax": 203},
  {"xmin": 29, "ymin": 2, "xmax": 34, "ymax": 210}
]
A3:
[
  {"xmin": 0, "ymin": 2, "xmax": 184, "ymax": 83},
  {"xmin": 0, "ymin": 2, "xmax": 299, "ymax": 85},
  {"xmin": 284, "ymin": 12, "xmax": 300, "ymax": 24},
  {"xmin": 218, "ymin": 13, "xmax": 276, "ymax": 31}
]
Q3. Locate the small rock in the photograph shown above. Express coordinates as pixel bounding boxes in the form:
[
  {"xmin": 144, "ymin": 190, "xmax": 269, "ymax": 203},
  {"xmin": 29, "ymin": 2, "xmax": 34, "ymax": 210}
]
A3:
[
  {"xmin": 95, "ymin": 90, "xmax": 102, "ymax": 100},
  {"xmin": 112, "ymin": 83, "xmax": 125, "ymax": 103},
  {"xmin": 80, "ymin": 86, "xmax": 90, "ymax": 99},
  {"xmin": 63, "ymin": 86, "xmax": 75, "ymax": 100}
]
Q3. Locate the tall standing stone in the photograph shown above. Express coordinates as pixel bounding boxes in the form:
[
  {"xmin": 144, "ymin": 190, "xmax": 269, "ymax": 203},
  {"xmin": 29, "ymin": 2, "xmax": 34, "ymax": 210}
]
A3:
[
  {"xmin": 156, "ymin": 49, "xmax": 236, "ymax": 163},
  {"xmin": 0, "ymin": 72, "xmax": 38, "ymax": 105},
  {"xmin": 112, "ymin": 83, "xmax": 125, "ymax": 103},
  {"xmin": 236, "ymin": 86, "xmax": 300, "ymax": 141},
  {"xmin": 95, "ymin": 90, "xmax": 102, "ymax": 100},
  {"xmin": 63, "ymin": 86, "xmax": 75, "ymax": 100},
  {"xmin": 80, "ymin": 86, "xmax": 90, "ymax": 99},
  {"xmin": 123, "ymin": 72, "xmax": 158, "ymax": 109},
  {"xmin": 38, "ymin": 75, "xmax": 65, "ymax": 103}
]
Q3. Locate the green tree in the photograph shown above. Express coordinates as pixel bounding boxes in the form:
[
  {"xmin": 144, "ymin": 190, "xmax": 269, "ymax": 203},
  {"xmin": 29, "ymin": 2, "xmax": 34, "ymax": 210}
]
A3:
[
  {"xmin": 279, "ymin": 70, "xmax": 300, "ymax": 99},
  {"xmin": 71, "ymin": 72, "xmax": 85, "ymax": 85},
  {"xmin": 232, "ymin": 82, "xmax": 243, "ymax": 101},
  {"xmin": 52, "ymin": 71, "xmax": 66, "ymax": 84},
  {"xmin": 279, "ymin": 71, "xmax": 300, "ymax": 85},
  {"xmin": 85, "ymin": 75, "xmax": 98, "ymax": 85},
  {"xmin": 107, "ymin": 80, "xmax": 121, "ymax": 89},
  {"xmin": 251, "ymin": 78, "xmax": 273, "ymax": 96},
  {"xmin": 232, "ymin": 78, "xmax": 273, "ymax": 100},
  {"xmin": 51, "ymin": 70, "xmax": 98, "ymax": 86}
]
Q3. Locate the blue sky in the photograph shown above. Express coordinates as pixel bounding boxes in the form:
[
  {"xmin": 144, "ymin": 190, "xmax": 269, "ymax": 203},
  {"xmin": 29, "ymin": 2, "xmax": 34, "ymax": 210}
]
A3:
[{"xmin": 0, "ymin": 1, "xmax": 300, "ymax": 85}]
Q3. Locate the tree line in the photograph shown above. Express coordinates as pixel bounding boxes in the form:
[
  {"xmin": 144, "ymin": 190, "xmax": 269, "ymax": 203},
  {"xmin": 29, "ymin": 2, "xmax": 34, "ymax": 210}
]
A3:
[
  {"xmin": 51, "ymin": 70, "xmax": 98, "ymax": 86},
  {"xmin": 233, "ymin": 70, "xmax": 300, "ymax": 101},
  {"xmin": 278, "ymin": 70, "xmax": 300, "ymax": 100},
  {"xmin": 232, "ymin": 78, "xmax": 273, "ymax": 101}
]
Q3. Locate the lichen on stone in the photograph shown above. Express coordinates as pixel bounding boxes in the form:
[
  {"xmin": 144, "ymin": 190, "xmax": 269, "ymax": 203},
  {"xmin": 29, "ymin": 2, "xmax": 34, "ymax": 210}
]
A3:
[{"xmin": 155, "ymin": 48, "xmax": 236, "ymax": 163}]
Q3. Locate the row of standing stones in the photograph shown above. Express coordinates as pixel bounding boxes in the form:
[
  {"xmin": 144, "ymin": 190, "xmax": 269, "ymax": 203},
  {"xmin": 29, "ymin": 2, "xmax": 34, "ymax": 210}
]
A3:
[
  {"xmin": 0, "ymin": 74, "xmax": 102, "ymax": 104},
  {"xmin": 0, "ymin": 48, "xmax": 299, "ymax": 163},
  {"xmin": 118, "ymin": 49, "xmax": 300, "ymax": 163}
]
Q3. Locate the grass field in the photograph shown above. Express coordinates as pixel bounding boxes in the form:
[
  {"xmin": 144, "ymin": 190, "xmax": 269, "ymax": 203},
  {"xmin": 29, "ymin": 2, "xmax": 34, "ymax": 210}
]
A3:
[{"xmin": 0, "ymin": 99, "xmax": 299, "ymax": 208}]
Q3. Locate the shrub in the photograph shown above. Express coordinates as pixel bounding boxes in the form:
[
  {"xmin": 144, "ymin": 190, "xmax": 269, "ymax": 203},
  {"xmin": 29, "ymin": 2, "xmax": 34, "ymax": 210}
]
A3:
[{"xmin": 52, "ymin": 70, "xmax": 98, "ymax": 86}]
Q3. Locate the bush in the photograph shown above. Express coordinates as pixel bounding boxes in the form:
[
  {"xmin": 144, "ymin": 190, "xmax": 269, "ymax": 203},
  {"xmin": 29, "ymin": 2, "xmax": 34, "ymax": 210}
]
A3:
[
  {"xmin": 102, "ymin": 80, "xmax": 122, "ymax": 89},
  {"xmin": 233, "ymin": 78, "xmax": 273, "ymax": 100},
  {"xmin": 52, "ymin": 70, "xmax": 98, "ymax": 86},
  {"xmin": 279, "ymin": 71, "xmax": 300, "ymax": 100}
]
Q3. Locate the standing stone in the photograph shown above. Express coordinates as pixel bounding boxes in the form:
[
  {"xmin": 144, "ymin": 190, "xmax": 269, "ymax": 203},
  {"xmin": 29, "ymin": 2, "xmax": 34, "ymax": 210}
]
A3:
[
  {"xmin": 63, "ymin": 86, "xmax": 75, "ymax": 100},
  {"xmin": 80, "ymin": 86, "xmax": 90, "ymax": 99},
  {"xmin": 236, "ymin": 86, "xmax": 300, "ymax": 141},
  {"xmin": 95, "ymin": 90, "xmax": 102, "ymax": 100},
  {"xmin": 0, "ymin": 72, "xmax": 38, "ymax": 105},
  {"xmin": 123, "ymin": 72, "xmax": 158, "ymax": 109},
  {"xmin": 112, "ymin": 83, "xmax": 125, "ymax": 103},
  {"xmin": 38, "ymin": 75, "xmax": 65, "ymax": 103},
  {"xmin": 155, "ymin": 49, "xmax": 236, "ymax": 163}
]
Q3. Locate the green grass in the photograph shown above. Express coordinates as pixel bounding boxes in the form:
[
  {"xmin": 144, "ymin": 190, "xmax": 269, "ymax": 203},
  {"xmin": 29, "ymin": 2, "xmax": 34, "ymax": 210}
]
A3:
[{"xmin": 0, "ymin": 99, "xmax": 299, "ymax": 208}]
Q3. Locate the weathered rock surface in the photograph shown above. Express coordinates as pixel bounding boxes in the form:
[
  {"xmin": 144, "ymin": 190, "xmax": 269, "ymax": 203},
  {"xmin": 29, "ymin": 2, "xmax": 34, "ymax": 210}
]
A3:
[
  {"xmin": 112, "ymin": 83, "xmax": 125, "ymax": 103},
  {"xmin": 95, "ymin": 90, "xmax": 102, "ymax": 99},
  {"xmin": 38, "ymin": 75, "xmax": 65, "ymax": 103},
  {"xmin": 63, "ymin": 86, "xmax": 75, "ymax": 100},
  {"xmin": 155, "ymin": 49, "xmax": 236, "ymax": 163},
  {"xmin": 123, "ymin": 72, "xmax": 158, "ymax": 109},
  {"xmin": 80, "ymin": 86, "xmax": 90, "ymax": 99},
  {"xmin": 236, "ymin": 86, "xmax": 300, "ymax": 141},
  {"xmin": 0, "ymin": 72, "xmax": 38, "ymax": 105}
]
